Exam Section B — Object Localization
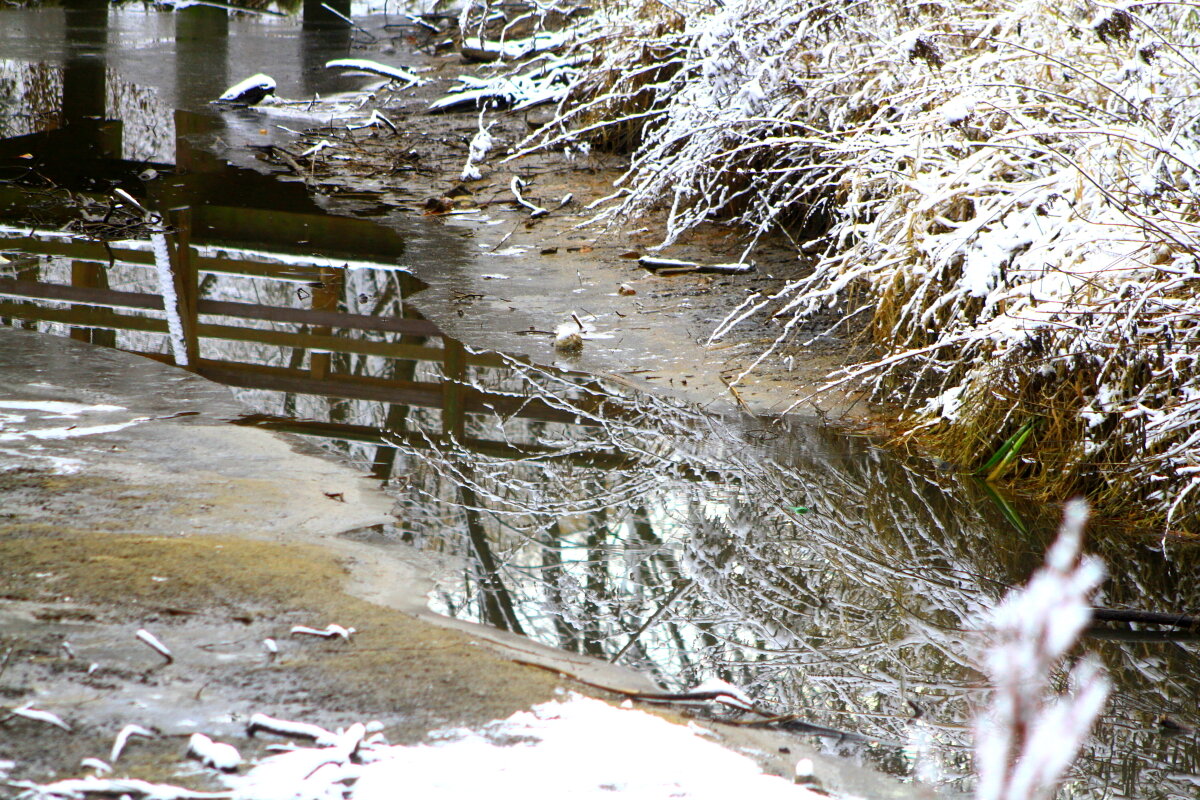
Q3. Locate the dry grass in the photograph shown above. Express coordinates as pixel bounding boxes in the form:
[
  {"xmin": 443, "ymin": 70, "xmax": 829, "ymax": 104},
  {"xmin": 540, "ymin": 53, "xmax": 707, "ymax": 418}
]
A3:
[{"xmin": 512, "ymin": 0, "xmax": 1200, "ymax": 532}]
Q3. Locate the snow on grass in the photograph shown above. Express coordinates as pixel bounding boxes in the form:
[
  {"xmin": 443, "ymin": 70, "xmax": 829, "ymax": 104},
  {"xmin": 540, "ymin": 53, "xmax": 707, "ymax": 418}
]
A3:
[
  {"xmin": 518, "ymin": 0, "xmax": 1200, "ymax": 530},
  {"xmin": 226, "ymin": 694, "xmax": 811, "ymax": 800}
]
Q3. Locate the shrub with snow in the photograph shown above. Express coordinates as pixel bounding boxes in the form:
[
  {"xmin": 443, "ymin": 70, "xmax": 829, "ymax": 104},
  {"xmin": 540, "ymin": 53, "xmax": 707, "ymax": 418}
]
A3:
[{"xmin": 529, "ymin": 0, "xmax": 1200, "ymax": 530}]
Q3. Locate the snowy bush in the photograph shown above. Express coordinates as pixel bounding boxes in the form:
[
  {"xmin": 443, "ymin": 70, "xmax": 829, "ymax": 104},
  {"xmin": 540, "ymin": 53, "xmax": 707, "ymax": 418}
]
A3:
[{"xmin": 529, "ymin": 0, "xmax": 1200, "ymax": 530}]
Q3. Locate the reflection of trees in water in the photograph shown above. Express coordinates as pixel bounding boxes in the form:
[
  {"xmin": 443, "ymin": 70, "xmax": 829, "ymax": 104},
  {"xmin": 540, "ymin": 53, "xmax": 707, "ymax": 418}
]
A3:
[
  {"xmin": 386, "ymin": 360, "xmax": 1200, "ymax": 799},
  {"xmin": 0, "ymin": 61, "xmax": 61, "ymax": 139},
  {"xmin": 107, "ymin": 75, "xmax": 173, "ymax": 164},
  {"xmin": 7, "ymin": 207, "xmax": 1198, "ymax": 796}
]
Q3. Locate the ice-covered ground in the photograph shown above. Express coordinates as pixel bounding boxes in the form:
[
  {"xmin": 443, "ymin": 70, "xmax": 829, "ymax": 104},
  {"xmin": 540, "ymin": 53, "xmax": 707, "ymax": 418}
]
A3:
[{"xmin": 21, "ymin": 694, "xmax": 819, "ymax": 800}]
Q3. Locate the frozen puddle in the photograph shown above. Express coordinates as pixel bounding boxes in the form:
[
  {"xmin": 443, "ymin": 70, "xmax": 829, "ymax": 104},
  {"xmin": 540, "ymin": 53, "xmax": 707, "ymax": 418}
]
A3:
[
  {"xmin": 0, "ymin": 398, "xmax": 148, "ymax": 450},
  {"xmin": 0, "ymin": 400, "xmax": 127, "ymax": 417}
]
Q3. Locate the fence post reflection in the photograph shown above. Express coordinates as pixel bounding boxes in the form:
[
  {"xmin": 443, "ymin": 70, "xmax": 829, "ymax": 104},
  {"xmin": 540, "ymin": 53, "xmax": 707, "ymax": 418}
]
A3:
[
  {"xmin": 309, "ymin": 266, "xmax": 343, "ymax": 381},
  {"xmin": 441, "ymin": 338, "xmax": 467, "ymax": 441},
  {"xmin": 69, "ymin": 260, "xmax": 115, "ymax": 347},
  {"xmin": 164, "ymin": 207, "xmax": 199, "ymax": 365}
]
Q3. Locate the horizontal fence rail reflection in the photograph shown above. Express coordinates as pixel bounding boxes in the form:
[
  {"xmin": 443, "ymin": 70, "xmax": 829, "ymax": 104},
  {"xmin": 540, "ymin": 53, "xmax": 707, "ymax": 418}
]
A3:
[{"xmin": 0, "ymin": 212, "xmax": 596, "ymax": 440}]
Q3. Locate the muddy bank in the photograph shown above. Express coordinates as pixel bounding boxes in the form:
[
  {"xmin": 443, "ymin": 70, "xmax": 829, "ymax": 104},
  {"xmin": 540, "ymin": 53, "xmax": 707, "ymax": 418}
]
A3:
[
  {"xmin": 0, "ymin": 326, "xmax": 559, "ymax": 782},
  {"xmin": 0, "ymin": 328, "xmax": 928, "ymax": 799},
  {"xmin": 271, "ymin": 39, "xmax": 873, "ymax": 424},
  {"xmin": 0, "ymin": 532, "xmax": 565, "ymax": 777}
]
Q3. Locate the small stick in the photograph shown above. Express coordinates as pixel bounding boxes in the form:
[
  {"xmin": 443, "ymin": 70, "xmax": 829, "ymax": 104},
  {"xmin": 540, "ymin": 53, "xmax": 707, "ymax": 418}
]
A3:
[
  {"xmin": 112, "ymin": 724, "xmax": 154, "ymax": 762},
  {"xmin": 290, "ymin": 624, "xmax": 355, "ymax": 640},
  {"xmin": 112, "ymin": 188, "xmax": 149, "ymax": 216},
  {"xmin": 136, "ymin": 629, "xmax": 174, "ymax": 664},
  {"xmin": 510, "ymin": 176, "xmax": 548, "ymax": 218},
  {"xmin": 271, "ymin": 147, "xmax": 308, "ymax": 182},
  {"xmin": 80, "ymin": 757, "xmax": 112, "ymax": 775},
  {"xmin": 8, "ymin": 703, "xmax": 71, "ymax": 731},
  {"xmin": 720, "ymin": 376, "xmax": 753, "ymax": 413},
  {"xmin": 247, "ymin": 713, "xmax": 337, "ymax": 745},
  {"xmin": 320, "ymin": 3, "xmax": 377, "ymax": 41},
  {"xmin": 369, "ymin": 109, "xmax": 398, "ymax": 134}
]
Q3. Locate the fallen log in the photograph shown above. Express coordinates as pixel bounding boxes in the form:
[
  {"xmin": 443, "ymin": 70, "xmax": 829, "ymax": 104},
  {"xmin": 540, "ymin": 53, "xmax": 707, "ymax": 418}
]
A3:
[
  {"xmin": 325, "ymin": 59, "xmax": 423, "ymax": 87},
  {"xmin": 460, "ymin": 30, "xmax": 572, "ymax": 62},
  {"xmin": 638, "ymin": 256, "xmax": 755, "ymax": 275},
  {"xmin": 1091, "ymin": 607, "xmax": 1200, "ymax": 628}
]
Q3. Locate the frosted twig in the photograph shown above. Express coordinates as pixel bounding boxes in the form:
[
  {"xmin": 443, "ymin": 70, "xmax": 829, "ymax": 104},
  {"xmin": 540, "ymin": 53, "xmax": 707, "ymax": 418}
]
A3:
[
  {"xmin": 8, "ymin": 703, "xmax": 71, "ymax": 731},
  {"xmin": 136, "ymin": 628, "xmax": 174, "ymax": 664},
  {"xmin": 510, "ymin": 176, "xmax": 548, "ymax": 218},
  {"xmin": 246, "ymin": 714, "xmax": 338, "ymax": 746},
  {"xmin": 112, "ymin": 724, "xmax": 154, "ymax": 762},
  {"xmin": 290, "ymin": 624, "xmax": 355, "ymax": 640}
]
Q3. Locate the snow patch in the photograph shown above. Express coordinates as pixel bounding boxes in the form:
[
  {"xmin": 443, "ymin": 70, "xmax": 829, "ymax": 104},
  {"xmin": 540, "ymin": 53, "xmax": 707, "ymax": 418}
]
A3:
[
  {"xmin": 0, "ymin": 401, "xmax": 125, "ymax": 417},
  {"xmin": 228, "ymin": 695, "xmax": 815, "ymax": 800}
]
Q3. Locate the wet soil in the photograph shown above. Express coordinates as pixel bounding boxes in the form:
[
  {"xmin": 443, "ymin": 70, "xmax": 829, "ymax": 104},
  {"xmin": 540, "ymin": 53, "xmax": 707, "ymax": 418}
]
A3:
[
  {"xmin": 0, "ymin": 530, "xmax": 565, "ymax": 780},
  {"xmin": 0, "ymin": 328, "xmax": 555, "ymax": 787},
  {"xmin": 0, "ymin": 329, "xmax": 927, "ymax": 799},
  {"xmin": 269, "ymin": 34, "xmax": 879, "ymax": 424}
]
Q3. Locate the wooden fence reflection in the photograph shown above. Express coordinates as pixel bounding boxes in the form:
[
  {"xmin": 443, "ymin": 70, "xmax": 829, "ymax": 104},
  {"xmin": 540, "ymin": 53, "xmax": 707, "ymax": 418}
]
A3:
[
  {"xmin": 0, "ymin": 215, "xmax": 582, "ymax": 437},
  {"xmin": 0, "ymin": 113, "xmax": 590, "ymax": 453}
]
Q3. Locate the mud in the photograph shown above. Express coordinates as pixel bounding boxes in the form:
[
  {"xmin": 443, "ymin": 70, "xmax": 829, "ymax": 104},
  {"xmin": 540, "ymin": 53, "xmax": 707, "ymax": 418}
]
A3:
[
  {"xmin": 274, "ymin": 35, "xmax": 876, "ymax": 424},
  {"xmin": 0, "ymin": 531, "xmax": 565, "ymax": 782},
  {"xmin": 0, "ymin": 328, "xmax": 930, "ymax": 799},
  {"xmin": 0, "ymin": 327, "xmax": 559, "ymax": 786}
]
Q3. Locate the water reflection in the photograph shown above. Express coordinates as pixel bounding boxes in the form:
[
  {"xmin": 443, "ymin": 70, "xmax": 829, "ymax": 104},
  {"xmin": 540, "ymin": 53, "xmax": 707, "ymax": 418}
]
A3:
[
  {"xmin": 1, "ymin": 0, "xmax": 379, "ymax": 162},
  {"xmin": 370, "ymin": 362, "xmax": 1199, "ymax": 797},
  {"xmin": 2, "ymin": 5, "xmax": 1199, "ymax": 800}
]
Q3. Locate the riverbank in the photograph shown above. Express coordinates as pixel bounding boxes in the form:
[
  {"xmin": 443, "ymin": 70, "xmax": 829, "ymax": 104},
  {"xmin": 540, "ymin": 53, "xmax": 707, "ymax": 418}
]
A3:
[
  {"xmin": 266, "ymin": 30, "xmax": 878, "ymax": 427},
  {"xmin": 274, "ymin": 1, "xmax": 1200, "ymax": 534},
  {"xmin": 473, "ymin": 0, "xmax": 1200, "ymax": 533},
  {"xmin": 0, "ymin": 327, "xmax": 931, "ymax": 799}
]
